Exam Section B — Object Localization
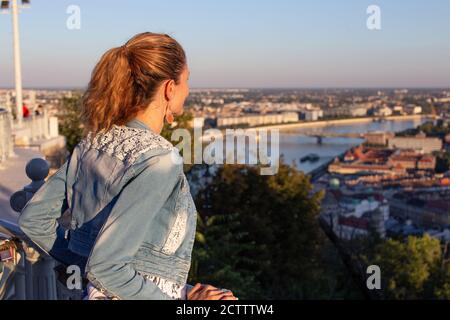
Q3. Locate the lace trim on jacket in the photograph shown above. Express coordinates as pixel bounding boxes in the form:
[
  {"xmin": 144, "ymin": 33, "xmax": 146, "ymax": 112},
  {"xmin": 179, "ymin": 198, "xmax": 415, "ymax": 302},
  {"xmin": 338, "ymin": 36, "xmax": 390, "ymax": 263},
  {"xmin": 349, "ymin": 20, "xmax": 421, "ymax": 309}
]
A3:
[
  {"xmin": 80, "ymin": 125, "xmax": 174, "ymax": 165},
  {"xmin": 161, "ymin": 174, "xmax": 191, "ymax": 255},
  {"xmin": 86, "ymin": 268, "xmax": 187, "ymax": 300}
]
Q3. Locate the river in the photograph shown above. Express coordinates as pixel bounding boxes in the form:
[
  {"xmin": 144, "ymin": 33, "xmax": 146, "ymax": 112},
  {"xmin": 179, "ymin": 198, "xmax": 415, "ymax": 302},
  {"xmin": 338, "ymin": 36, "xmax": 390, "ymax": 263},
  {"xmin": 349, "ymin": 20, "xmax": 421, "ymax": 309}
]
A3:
[{"xmin": 279, "ymin": 117, "xmax": 428, "ymax": 173}]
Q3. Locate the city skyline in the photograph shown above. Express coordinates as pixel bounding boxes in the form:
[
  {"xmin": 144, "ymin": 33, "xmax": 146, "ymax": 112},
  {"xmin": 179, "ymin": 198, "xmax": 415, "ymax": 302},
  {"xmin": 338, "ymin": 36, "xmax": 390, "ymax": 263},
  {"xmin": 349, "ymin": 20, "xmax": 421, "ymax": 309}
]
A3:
[{"xmin": 0, "ymin": 0, "xmax": 450, "ymax": 89}]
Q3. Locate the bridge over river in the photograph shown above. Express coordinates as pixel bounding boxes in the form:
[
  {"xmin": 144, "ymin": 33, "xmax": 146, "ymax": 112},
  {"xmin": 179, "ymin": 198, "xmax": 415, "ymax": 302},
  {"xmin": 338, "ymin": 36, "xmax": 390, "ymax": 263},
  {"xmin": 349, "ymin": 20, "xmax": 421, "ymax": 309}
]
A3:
[{"xmin": 282, "ymin": 130, "xmax": 366, "ymax": 144}]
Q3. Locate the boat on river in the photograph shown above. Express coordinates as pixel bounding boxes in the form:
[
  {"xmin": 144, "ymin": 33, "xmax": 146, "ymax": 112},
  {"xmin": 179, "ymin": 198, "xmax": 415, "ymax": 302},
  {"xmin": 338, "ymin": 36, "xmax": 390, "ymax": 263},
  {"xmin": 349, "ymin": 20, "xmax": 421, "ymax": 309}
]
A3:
[{"xmin": 300, "ymin": 153, "xmax": 320, "ymax": 163}]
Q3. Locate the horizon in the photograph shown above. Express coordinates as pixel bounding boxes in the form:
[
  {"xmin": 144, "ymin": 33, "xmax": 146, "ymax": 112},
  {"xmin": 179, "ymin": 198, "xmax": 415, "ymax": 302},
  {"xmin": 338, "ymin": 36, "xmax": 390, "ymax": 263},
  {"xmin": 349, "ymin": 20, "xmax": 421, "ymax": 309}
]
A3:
[{"xmin": 1, "ymin": 86, "xmax": 450, "ymax": 92}]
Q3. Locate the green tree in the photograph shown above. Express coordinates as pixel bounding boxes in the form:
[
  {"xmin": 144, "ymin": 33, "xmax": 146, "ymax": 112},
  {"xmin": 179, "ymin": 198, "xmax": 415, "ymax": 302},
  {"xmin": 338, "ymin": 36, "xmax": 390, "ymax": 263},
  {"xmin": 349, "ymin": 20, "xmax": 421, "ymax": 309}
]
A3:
[
  {"xmin": 187, "ymin": 159, "xmax": 353, "ymax": 299},
  {"xmin": 188, "ymin": 208, "xmax": 264, "ymax": 298},
  {"xmin": 58, "ymin": 96, "xmax": 84, "ymax": 154},
  {"xmin": 434, "ymin": 262, "xmax": 450, "ymax": 299},
  {"xmin": 372, "ymin": 235, "xmax": 449, "ymax": 299}
]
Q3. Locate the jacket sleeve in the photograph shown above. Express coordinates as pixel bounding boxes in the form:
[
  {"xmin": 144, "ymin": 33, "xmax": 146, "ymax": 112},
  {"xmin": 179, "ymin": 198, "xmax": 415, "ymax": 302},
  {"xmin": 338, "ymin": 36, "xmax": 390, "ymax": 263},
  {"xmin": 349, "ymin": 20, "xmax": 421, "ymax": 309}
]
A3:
[
  {"xmin": 85, "ymin": 151, "xmax": 183, "ymax": 300},
  {"xmin": 18, "ymin": 161, "xmax": 84, "ymax": 266}
]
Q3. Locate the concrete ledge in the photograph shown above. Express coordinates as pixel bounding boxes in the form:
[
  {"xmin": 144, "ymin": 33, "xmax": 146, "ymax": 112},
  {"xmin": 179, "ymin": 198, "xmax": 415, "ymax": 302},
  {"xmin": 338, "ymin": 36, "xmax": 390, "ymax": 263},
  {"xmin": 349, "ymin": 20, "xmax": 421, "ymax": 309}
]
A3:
[{"xmin": 27, "ymin": 135, "xmax": 66, "ymax": 156}]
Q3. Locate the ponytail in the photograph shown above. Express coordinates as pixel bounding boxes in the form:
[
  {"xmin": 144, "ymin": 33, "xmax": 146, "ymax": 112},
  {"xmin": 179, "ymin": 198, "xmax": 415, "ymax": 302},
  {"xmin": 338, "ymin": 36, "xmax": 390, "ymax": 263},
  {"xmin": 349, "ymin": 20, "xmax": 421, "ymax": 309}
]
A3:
[{"xmin": 81, "ymin": 32, "xmax": 186, "ymax": 135}]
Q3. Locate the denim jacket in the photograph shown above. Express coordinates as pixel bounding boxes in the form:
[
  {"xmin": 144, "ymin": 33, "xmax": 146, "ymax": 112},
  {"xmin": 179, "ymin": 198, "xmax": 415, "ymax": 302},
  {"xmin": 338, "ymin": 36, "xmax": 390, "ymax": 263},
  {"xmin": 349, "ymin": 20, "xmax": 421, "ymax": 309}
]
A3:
[{"xmin": 18, "ymin": 119, "xmax": 198, "ymax": 300}]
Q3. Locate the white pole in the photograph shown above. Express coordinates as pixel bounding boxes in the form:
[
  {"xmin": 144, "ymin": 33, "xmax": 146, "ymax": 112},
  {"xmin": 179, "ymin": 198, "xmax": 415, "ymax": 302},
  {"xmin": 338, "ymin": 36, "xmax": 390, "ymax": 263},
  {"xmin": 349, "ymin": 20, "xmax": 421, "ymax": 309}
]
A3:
[
  {"xmin": 11, "ymin": 0, "xmax": 23, "ymax": 127},
  {"xmin": 5, "ymin": 92, "xmax": 16, "ymax": 157}
]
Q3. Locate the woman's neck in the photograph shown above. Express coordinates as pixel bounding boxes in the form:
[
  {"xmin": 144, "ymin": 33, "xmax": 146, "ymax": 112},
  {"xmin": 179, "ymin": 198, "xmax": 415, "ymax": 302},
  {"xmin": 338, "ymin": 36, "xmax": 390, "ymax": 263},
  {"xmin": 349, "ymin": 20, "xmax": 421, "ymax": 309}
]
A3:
[{"xmin": 135, "ymin": 105, "xmax": 165, "ymax": 134}]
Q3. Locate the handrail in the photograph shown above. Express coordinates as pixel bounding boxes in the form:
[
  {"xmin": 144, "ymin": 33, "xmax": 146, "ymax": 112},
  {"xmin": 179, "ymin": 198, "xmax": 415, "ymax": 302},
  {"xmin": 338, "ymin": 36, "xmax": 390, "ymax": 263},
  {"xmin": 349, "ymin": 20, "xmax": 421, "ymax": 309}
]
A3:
[{"xmin": 0, "ymin": 158, "xmax": 83, "ymax": 300}]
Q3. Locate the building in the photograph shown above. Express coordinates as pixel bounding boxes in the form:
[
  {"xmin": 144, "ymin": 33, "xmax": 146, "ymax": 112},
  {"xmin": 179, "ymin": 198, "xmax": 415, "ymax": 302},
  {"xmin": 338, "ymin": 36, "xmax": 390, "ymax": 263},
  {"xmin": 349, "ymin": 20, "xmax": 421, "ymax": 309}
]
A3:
[
  {"xmin": 329, "ymin": 146, "xmax": 436, "ymax": 175},
  {"xmin": 217, "ymin": 112, "xmax": 298, "ymax": 128},
  {"xmin": 374, "ymin": 106, "xmax": 393, "ymax": 117},
  {"xmin": 188, "ymin": 117, "xmax": 205, "ymax": 128},
  {"xmin": 417, "ymin": 155, "xmax": 436, "ymax": 170},
  {"xmin": 321, "ymin": 188, "xmax": 389, "ymax": 240},
  {"xmin": 365, "ymin": 132, "xmax": 394, "ymax": 146},
  {"xmin": 404, "ymin": 104, "xmax": 422, "ymax": 115},
  {"xmin": 386, "ymin": 150, "xmax": 435, "ymax": 171},
  {"xmin": 393, "ymin": 105, "xmax": 404, "ymax": 115},
  {"xmin": 302, "ymin": 108, "xmax": 323, "ymax": 121},
  {"xmin": 350, "ymin": 107, "xmax": 368, "ymax": 117},
  {"xmin": 329, "ymin": 146, "xmax": 394, "ymax": 175},
  {"xmin": 388, "ymin": 133, "xmax": 443, "ymax": 153},
  {"xmin": 323, "ymin": 103, "xmax": 371, "ymax": 118},
  {"xmin": 390, "ymin": 197, "xmax": 450, "ymax": 229}
]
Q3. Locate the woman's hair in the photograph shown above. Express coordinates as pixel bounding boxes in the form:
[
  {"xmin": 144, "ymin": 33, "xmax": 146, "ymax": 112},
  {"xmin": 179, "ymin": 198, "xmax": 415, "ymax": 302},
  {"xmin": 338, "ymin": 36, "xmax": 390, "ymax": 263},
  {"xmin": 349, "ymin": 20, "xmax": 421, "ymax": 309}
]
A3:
[{"xmin": 81, "ymin": 32, "xmax": 186, "ymax": 134}]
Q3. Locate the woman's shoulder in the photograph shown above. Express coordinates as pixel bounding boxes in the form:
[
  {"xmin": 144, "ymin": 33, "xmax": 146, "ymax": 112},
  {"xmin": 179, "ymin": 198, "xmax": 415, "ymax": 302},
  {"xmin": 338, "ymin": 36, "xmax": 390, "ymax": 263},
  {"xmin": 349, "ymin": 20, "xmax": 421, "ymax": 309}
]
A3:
[
  {"xmin": 78, "ymin": 125, "xmax": 177, "ymax": 167},
  {"xmin": 140, "ymin": 147, "xmax": 184, "ymax": 178}
]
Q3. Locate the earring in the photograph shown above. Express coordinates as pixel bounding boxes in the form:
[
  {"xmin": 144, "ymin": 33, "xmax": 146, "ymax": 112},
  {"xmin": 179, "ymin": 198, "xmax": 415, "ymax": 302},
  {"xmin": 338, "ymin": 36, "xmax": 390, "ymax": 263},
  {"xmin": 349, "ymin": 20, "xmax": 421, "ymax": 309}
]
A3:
[{"xmin": 165, "ymin": 104, "xmax": 174, "ymax": 124}]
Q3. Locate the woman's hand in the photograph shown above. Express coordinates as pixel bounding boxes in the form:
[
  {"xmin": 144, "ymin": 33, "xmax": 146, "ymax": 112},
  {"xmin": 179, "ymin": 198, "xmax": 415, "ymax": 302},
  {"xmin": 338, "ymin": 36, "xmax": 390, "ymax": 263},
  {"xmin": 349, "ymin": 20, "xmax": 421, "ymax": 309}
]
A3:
[{"xmin": 187, "ymin": 283, "xmax": 238, "ymax": 300}]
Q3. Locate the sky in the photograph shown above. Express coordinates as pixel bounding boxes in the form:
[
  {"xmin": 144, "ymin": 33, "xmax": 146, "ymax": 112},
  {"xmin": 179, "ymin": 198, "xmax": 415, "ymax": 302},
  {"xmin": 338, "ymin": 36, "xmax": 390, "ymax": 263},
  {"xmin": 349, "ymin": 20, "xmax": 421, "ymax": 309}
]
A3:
[{"xmin": 0, "ymin": 0, "xmax": 449, "ymax": 89}]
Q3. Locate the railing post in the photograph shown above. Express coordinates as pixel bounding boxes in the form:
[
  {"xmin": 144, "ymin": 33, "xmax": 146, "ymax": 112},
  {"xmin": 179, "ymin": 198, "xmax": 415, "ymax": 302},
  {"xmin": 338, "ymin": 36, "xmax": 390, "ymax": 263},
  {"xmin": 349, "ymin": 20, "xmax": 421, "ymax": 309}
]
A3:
[
  {"xmin": 43, "ymin": 107, "xmax": 50, "ymax": 139},
  {"xmin": 30, "ymin": 115, "xmax": 36, "ymax": 142},
  {"xmin": 6, "ymin": 112, "xmax": 14, "ymax": 158},
  {"xmin": 36, "ymin": 114, "xmax": 42, "ymax": 140},
  {"xmin": 3, "ymin": 158, "xmax": 60, "ymax": 300},
  {"xmin": 10, "ymin": 158, "xmax": 49, "ymax": 212},
  {"xmin": 2, "ymin": 158, "xmax": 85, "ymax": 300},
  {"xmin": 0, "ymin": 111, "xmax": 15, "ymax": 164}
]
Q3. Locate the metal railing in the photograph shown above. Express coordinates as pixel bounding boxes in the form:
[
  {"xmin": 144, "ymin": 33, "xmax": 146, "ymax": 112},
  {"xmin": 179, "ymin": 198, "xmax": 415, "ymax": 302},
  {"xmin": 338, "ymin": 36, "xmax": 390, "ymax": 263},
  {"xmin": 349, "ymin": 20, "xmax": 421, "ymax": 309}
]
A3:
[
  {"xmin": 21, "ymin": 111, "xmax": 50, "ymax": 141},
  {"xmin": 13, "ymin": 109, "xmax": 51, "ymax": 143},
  {"xmin": 0, "ymin": 159, "xmax": 83, "ymax": 300},
  {"xmin": 0, "ymin": 110, "xmax": 14, "ymax": 164}
]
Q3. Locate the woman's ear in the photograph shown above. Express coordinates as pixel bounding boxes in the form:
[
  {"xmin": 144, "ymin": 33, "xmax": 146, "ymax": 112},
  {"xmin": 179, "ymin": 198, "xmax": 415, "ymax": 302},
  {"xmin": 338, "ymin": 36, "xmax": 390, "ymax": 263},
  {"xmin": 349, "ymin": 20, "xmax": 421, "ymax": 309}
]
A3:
[{"xmin": 164, "ymin": 79, "xmax": 176, "ymax": 101}]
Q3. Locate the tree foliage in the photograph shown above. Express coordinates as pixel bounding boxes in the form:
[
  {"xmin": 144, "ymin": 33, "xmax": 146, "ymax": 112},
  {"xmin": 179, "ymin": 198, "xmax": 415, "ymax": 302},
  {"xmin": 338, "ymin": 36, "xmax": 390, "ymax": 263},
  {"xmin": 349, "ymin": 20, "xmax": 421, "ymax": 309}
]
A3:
[
  {"xmin": 58, "ymin": 96, "xmax": 84, "ymax": 154},
  {"xmin": 187, "ymin": 159, "xmax": 362, "ymax": 299},
  {"xmin": 371, "ymin": 235, "xmax": 450, "ymax": 299}
]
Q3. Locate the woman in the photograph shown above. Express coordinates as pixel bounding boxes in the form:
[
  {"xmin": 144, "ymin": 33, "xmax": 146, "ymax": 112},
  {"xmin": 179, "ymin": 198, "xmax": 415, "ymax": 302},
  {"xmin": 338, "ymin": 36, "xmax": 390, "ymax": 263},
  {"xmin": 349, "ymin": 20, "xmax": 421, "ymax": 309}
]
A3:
[{"xmin": 19, "ymin": 32, "xmax": 237, "ymax": 301}]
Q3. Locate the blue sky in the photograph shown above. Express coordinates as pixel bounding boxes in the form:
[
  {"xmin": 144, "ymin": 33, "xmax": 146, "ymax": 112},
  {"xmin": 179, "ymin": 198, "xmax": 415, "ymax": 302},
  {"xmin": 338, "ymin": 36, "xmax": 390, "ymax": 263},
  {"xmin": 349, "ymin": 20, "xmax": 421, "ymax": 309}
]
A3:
[{"xmin": 0, "ymin": 0, "xmax": 449, "ymax": 88}]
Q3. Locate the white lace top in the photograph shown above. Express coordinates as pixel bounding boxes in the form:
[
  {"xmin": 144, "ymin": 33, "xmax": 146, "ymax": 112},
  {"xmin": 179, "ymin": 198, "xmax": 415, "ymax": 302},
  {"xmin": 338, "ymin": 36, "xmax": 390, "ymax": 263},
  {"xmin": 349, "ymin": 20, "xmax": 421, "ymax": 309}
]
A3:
[{"xmin": 85, "ymin": 274, "xmax": 189, "ymax": 300}]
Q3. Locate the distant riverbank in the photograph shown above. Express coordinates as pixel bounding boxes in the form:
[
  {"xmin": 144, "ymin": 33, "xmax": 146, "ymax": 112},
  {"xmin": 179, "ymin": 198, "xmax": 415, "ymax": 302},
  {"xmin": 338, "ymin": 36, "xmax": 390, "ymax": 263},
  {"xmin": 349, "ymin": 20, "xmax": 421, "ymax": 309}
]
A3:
[
  {"xmin": 197, "ymin": 116, "xmax": 430, "ymax": 174},
  {"xmin": 252, "ymin": 115, "xmax": 435, "ymax": 132},
  {"xmin": 278, "ymin": 116, "xmax": 430, "ymax": 173}
]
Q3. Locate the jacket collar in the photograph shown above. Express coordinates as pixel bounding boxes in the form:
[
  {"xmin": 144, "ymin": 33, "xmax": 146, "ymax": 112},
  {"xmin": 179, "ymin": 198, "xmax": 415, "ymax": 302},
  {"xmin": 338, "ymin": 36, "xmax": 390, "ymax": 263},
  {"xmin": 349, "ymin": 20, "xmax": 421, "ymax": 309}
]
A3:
[{"xmin": 126, "ymin": 119, "xmax": 155, "ymax": 133}]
